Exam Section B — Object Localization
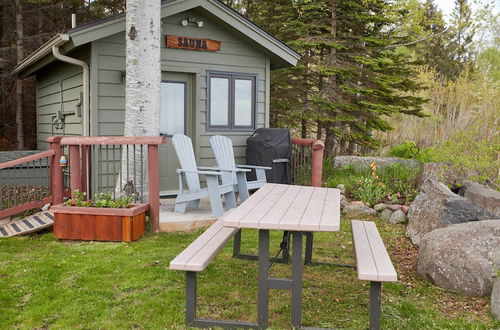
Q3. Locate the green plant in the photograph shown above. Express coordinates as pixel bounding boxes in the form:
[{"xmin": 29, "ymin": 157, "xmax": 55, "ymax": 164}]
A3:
[
  {"xmin": 389, "ymin": 141, "xmax": 436, "ymax": 162},
  {"xmin": 325, "ymin": 163, "xmax": 419, "ymax": 205},
  {"xmin": 65, "ymin": 191, "xmax": 135, "ymax": 209}
]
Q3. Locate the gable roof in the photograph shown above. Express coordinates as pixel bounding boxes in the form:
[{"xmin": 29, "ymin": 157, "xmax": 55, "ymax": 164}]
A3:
[{"xmin": 12, "ymin": 0, "xmax": 300, "ymax": 77}]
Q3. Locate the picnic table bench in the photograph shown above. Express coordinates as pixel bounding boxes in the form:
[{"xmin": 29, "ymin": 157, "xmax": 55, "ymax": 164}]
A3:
[{"xmin": 352, "ymin": 220, "xmax": 398, "ymax": 330}]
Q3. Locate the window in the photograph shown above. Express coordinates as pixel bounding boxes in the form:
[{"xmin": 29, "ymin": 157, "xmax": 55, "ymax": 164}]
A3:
[
  {"xmin": 160, "ymin": 81, "xmax": 186, "ymax": 136},
  {"xmin": 208, "ymin": 72, "xmax": 256, "ymax": 130}
]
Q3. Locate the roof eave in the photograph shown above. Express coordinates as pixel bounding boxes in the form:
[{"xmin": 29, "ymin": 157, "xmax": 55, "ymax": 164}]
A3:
[{"xmin": 11, "ymin": 34, "xmax": 70, "ymax": 77}]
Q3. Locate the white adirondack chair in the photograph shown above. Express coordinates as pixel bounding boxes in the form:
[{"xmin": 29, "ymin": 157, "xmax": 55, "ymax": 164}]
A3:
[
  {"xmin": 172, "ymin": 134, "xmax": 247, "ymax": 217},
  {"xmin": 210, "ymin": 135, "xmax": 271, "ymax": 202}
]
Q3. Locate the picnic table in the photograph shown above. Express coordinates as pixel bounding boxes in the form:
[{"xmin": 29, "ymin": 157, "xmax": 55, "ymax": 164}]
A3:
[
  {"xmin": 170, "ymin": 183, "xmax": 396, "ymax": 329},
  {"xmin": 222, "ymin": 183, "xmax": 340, "ymax": 328}
]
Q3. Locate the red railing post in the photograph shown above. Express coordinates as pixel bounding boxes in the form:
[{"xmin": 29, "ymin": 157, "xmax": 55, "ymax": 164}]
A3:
[
  {"xmin": 292, "ymin": 138, "xmax": 325, "ymax": 187},
  {"xmin": 147, "ymin": 144, "xmax": 160, "ymax": 232},
  {"xmin": 311, "ymin": 140, "xmax": 324, "ymax": 187},
  {"xmin": 48, "ymin": 136, "xmax": 64, "ymax": 205},
  {"xmin": 69, "ymin": 145, "xmax": 82, "ymax": 199}
]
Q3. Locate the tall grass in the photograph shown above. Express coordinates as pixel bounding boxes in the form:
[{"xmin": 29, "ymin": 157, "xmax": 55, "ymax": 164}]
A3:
[
  {"xmin": 377, "ymin": 66, "xmax": 499, "ymax": 187},
  {"xmin": 378, "ymin": 66, "xmax": 498, "ymax": 148}
]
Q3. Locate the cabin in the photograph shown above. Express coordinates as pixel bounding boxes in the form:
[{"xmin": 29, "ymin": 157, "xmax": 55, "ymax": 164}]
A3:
[{"xmin": 12, "ymin": 0, "xmax": 300, "ymax": 195}]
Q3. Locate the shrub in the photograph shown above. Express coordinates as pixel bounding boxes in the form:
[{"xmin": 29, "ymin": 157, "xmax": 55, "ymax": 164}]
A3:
[{"xmin": 389, "ymin": 140, "xmax": 436, "ymax": 162}]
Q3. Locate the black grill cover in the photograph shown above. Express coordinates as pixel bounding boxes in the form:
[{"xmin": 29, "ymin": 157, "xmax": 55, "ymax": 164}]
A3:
[{"xmin": 246, "ymin": 128, "xmax": 292, "ymax": 184}]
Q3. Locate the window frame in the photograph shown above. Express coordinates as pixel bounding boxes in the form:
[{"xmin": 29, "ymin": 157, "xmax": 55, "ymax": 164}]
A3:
[
  {"xmin": 159, "ymin": 80, "xmax": 187, "ymax": 137},
  {"xmin": 207, "ymin": 71, "xmax": 257, "ymax": 131}
]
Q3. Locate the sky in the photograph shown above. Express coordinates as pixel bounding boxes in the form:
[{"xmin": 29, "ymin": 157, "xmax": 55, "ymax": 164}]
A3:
[{"xmin": 434, "ymin": 0, "xmax": 500, "ymax": 18}]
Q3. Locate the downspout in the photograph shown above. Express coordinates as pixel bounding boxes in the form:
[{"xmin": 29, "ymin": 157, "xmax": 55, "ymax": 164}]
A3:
[{"xmin": 52, "ymin": 42, "xmax": 90, "ymax": 136}]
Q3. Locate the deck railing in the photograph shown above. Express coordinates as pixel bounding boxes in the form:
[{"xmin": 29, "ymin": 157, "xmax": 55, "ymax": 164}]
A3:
[
  {"xmin": 0, "ymin": 150, "xmax": 55, "ymax": 219},
  {"xmin": 291, "ymin": 138, "xmax": 324, "ymax": 187},
  {"xmin": 50, "ymin": 136, "xmax": 167, "ymax": 232}
]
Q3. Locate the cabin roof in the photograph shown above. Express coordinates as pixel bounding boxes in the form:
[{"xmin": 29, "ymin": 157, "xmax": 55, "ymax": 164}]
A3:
[{"xmin": 12, "ymin": 0, "xmax": 300, "ymax": 77}]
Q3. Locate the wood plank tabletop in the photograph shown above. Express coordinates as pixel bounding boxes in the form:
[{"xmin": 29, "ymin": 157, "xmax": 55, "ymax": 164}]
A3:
[{"xmin": 222, "ymin": 183, "xmax": 340, "ymax": 232}]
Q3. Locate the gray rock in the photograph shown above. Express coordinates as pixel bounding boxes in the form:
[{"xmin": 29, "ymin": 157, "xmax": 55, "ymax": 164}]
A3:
[
  {"xmin": 380, "ymin": 208, "xmax": 393, "ymax": 221},
  {"xmin": 342, "ymin": 204, "xmax": 376, "ymax": 218},
  {"xmin": 406, "ymin": 179, "xmax": 495, "ymax": 245},
  {"xmin": 337, "ymin": 184, "xmax": 346, "ymax": 190},
  {"xmin": 389, "ymin": 210, "xmax": 407, "ymax": 224},
  {"xmin": 340, "ymin": 195, "xmax": 349, "ymax": 208},
  {"xmin": 417, "ymin": 220, "xmax": 500, "ymax": 297},
  {"xmin": 374, "ymin": 203, "xmax": 387, "ymax": 212},
  {"xmin": 459, "ymin": 181, "xmax": 500, "ymax": 217},
  {"xmin": 387, "ymin": 204, "xmax": 403, "ymax": 211},
  {"xmin": 333, "ymin": 156, "xmax": 421, "ymax": 171},
  {"xmin": 417, "ymin": 162, "xmax": 466, "ymax": 189},
  {"xmin": 492, "ymin": 277, "xmax": 500, "ymax": 320}
]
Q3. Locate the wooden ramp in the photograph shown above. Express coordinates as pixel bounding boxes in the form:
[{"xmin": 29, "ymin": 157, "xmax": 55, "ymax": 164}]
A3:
[{"xmin": 0, "ymin": 211, "xmax": 54, "ymax": 237}]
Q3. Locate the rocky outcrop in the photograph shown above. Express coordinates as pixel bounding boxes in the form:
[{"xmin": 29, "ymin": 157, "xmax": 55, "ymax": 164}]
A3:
[
  {"xmin": 417, "ymin": 220, "xmax": 500, "ymax": 297},
  {"xmin": 459, "ymin": 181, "xmax": 500, "ymax": 217},
  {"xmin": 333, "ymin": 156, "xmax": 421, "ymax": 171},
  {"xmin": 406, "ymin": 179, "xmax": 495, "ymax": 245}
]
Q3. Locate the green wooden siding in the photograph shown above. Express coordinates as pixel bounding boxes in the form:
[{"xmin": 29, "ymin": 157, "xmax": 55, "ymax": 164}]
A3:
[
  {"xmin": 92, "ymin": 9, "xmax": 270, "ymax": 167},
  {"xmin": 36, "ymin": 46, "xmax": 89, "ymax": 149}
]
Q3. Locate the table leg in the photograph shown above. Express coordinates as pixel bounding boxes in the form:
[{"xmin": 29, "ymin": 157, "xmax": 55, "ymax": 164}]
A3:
[
  {"xmin": 291, "ymin": 231, "xmax": 303, "ymax": 328},
  {"xmin": 258, "ymin": 229, "xmax": 270, "ymax": 328}
]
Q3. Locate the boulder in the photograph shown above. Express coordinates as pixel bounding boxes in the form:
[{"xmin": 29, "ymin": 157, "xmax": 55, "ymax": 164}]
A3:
[
  {"xmin": 406, "ymin": 179, "xmax": 495, "ymax": 245},
  {"xmin": 374, "ymin": 203, "xmax": 387, "ymax": 212},
  {"xmin": 389, "ymin": 210, "xmax": 407, "ymax": 224},
  {"xmin": 380, "ymin": 208, "xmax": 393, "ymax": 221},
  {"xmin": 417, "ymin": 220, "xmax": 500, "ymax": 297},
  {"xmin": 459, "ymin": 181, "xmax": 500, "ymax": 217},
  {"xmin": 417, "ymin": 162, "xmax": 480, "ymax": 189},
  {"xmin": 333, "ymin": 156, "xmax": 421, "ymax": 171},
  {"xmin": 342, "ymin": 204, "xmax": 376, "ymax": 218},
  {"xmin": 492, "ymin": 277, "xmax": 500, "ymax": 320},
  {"xmin": 337, "ymin": 184, "xmax": 346, "ymax": 190},
  {"xmin": 493, "ymin": 250, "xmax": 500, "ymax": 319}
]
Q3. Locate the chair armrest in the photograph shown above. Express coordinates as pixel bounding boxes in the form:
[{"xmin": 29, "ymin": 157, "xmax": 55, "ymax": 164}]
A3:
[
  {"xmin": 177, "ymin": 169, "xmax": 222, "ymax": 176},
  {"xmin": 236, "ymin": 164, "xmax": 272, "ymax": 170},
  {"xmin": 197, "ymin": 166, "xmax": 251, "ymax": 173}
]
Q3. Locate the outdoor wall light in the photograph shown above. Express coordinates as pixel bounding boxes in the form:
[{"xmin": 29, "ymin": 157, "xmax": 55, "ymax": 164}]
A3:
[{"xmin": 181, "ymin": 17, "xmax": 203, "ymax": 28}]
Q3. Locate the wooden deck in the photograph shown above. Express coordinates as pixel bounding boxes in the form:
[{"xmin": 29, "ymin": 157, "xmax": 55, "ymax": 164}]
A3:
[{"xmin": 0, "ymin": 211, "xmax": 54, "ymax": 237}]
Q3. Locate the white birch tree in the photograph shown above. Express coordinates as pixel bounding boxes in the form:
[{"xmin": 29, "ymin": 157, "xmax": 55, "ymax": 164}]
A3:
[{"xmin": 121, "ymin": 0, "xmax": 161, "ymax": 198}]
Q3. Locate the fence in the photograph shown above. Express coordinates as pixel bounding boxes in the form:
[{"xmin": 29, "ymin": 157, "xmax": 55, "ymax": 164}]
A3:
[
  {"xmin": 48, "ymin": 136, "xmax": 167, "ymax": 232},
  {"xmin": 0, "ymin": 150, "xmax": 55, "ymax": 219},
  {"xmin": 291, "ymin": 138, "xmax": 324, "ymax": 187}
]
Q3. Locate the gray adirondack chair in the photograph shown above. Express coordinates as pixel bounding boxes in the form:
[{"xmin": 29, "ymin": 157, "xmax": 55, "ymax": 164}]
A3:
[
  {"xmin": 172, "ymin": 134, "xmax": 246, "ymax": 218},
  {"xmin": 210, "ymin": 135, "xmax": 271, "ymax": 202}
]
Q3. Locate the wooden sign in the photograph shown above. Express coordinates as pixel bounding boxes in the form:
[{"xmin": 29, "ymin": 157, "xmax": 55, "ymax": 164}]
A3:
[{"xmin": 166, "ymin": 35, "xmax": 221, "ymax": 52}]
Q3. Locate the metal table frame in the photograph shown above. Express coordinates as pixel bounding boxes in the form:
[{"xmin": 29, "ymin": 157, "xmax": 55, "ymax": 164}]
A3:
[{"xmin": 184, "ymin": 229, "xmax": 306, "ymax": 329}]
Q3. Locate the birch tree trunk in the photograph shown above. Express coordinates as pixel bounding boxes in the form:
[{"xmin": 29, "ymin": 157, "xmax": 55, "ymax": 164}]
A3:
[
  {"xmin": 121, "ymin": 0, "xmax": 161, "ymax": 199},
  {"xmin": 15, "ymin": 0, "xmax": 24, "ymax": 150}
]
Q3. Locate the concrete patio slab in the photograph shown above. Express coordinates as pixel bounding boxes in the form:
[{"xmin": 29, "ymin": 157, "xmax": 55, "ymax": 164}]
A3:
[{"xmin": 159, "ymin": 197, "xmax": 218, "ymax": 232}]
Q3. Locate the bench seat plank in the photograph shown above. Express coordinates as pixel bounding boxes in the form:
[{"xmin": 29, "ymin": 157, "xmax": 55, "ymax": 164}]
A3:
[
  {"xmin": 170, "ymin": 219, "xmax": 238, "ymax": 272},
  {"xmin": 352, "ymin": 220, "xmax": 397, "ymax": 282}
]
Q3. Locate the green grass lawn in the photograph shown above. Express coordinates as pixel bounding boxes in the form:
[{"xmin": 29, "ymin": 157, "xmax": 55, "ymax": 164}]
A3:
[{"xmin": 1, "ymin": 218, "xmax": 498, "ymax": 329}]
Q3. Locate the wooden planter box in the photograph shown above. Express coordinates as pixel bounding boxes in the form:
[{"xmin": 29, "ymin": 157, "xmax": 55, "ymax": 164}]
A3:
[{"xmin": 51, "ymin": 203, "xmax": 149, "ymax": 242}]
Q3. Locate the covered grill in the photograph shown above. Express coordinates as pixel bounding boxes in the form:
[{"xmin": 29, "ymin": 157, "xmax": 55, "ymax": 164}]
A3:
[{"xmin": 246, "ymin": 128, "xmax": 292, "ymax": 184}]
